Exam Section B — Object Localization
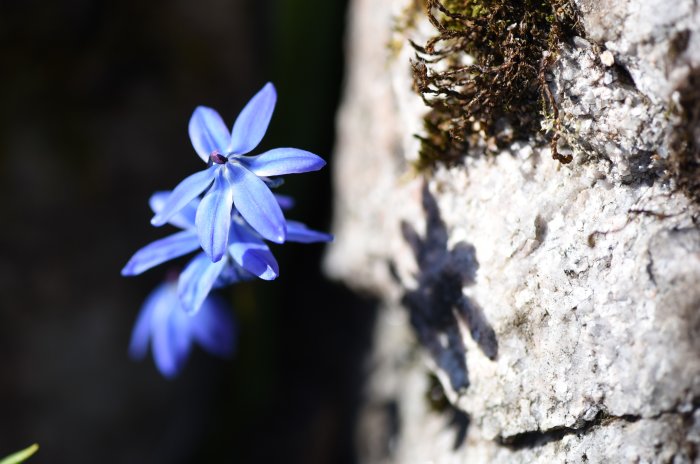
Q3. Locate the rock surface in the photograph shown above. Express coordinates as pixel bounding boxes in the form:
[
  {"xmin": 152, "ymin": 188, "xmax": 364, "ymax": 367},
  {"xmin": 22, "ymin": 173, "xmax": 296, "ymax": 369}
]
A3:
[{"xmin": 326, "ymin": 0, "xmax": 700, "ymax": 461}]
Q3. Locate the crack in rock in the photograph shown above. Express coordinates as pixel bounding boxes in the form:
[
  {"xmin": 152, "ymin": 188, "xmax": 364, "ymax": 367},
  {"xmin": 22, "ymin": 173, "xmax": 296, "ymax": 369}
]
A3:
[
  {"xmin": 497, "ymin": 399, "xmax": 700, "ymax": 451},
  {"xmin": 497, "ymin": 411, "xmax": 641, "ymax": 450}
]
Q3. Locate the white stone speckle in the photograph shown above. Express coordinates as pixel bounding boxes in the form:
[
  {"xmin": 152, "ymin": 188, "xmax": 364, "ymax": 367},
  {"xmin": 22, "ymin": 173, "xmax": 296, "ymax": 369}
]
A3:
[{"xmin": 600, "ymin": 50, "xmax": 615, "ymax": 66}]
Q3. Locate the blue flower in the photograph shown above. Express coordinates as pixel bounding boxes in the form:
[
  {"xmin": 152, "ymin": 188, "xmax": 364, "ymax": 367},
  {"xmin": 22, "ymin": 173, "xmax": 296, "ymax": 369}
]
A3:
[
  {"xmin": 129, "ymin": 278, "xmax": 236, "ymax": 378},
  {"xmin": 121, "ymin": 191, "xmax": 201, "ymax": 277},
  {"xmin": 176, "ymin": 210, "xmax": 333, "ymax": 314},
  {"xmin": 122, "ymin": 191, "xmax": 333, "ymax": 314},
  {"xmin": 121, "ymin": 190, "xmax": 251, "ymax": 313},
  {"xmin": 150, "ymin": 82, "xmax": 326, "ymax": 262}
]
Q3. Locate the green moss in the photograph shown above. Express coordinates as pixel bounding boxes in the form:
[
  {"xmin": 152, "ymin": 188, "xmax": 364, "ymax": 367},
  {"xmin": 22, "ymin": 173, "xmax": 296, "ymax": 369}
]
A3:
[{"xmin": 412, "ymin": 0, "xmax": 582, "ymax": 170}]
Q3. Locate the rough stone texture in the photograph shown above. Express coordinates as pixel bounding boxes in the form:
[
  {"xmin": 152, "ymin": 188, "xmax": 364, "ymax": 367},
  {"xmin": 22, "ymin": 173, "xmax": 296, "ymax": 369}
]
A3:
[
  {"xmin": 551, "ymin": 37, "xmax": 671, "ymax": 181},
  {"xmin": 576, "ymin": 0, "xmax": 700, "ymax": 104},
  {"xmin": 326, "ymin": 0, "xmax": 700, "ymax": 462}
]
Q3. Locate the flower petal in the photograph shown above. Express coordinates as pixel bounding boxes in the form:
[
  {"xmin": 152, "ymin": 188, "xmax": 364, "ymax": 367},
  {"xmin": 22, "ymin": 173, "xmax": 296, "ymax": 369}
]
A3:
[
  {"xmin": 191, "ymin": 295, "xmax": 236, "ymax": 358},
  {"xmin": 121, "ymin": 231, "xmax": 200, "ymax": 276},
  {"xmin": 242, "ymin": 249, "xmax": 280, "ymax": 281},
  {"xmin": 274, "ymin": 193, "xmax": 295, "ymax": 210},
  {"xmin": 213, "ymin": 262, "xmax": 252, "ymax": 288},
  {"xmin": 229, "ymin": 82, "xmax": 276, "ymax": 155},
  {"xmin": 149, "ymin": 191, "xmax": 197, "ymax": 230},
  {"xmin": 168, "ymin": 302, "xmax": 193, "ymax": 366},
  {"xmin": 189, "ymin": 106, "xmax": 231, "ymax": 162},
  {"xmin": 228, "ymin": 221, "xmax": 279, "ymax": 280},
  {"xmin": 195, "ymin": 169, "xmax": 234, "ymax": 262},
  {"xmin": 285, "ymin": 220, "xmax": 334, "ymax": 243},
  {"xmin": 128, "ymin": 284, "xmax": 167, "ymax": 360},
  {"xmin": 149, "ymin": 191, "xmax": 171, "ymax": 214},
  {"xmin": 151, "ymin": 166, "xmax": 217, "ymax": 227},
  {"xmin": 178, "ymin": 252, "xmax": 227, "ymax": 315},
  {"xmin": 229, "ymin": 163, "xmax": 286, "ymax": 243},
  {"xmin": 151, "ymin": 284, "xmax": 191, "ymax": 378},
  {"xmin": 240, "ymin": 148, "xmax": 326, "ymax": 177}
]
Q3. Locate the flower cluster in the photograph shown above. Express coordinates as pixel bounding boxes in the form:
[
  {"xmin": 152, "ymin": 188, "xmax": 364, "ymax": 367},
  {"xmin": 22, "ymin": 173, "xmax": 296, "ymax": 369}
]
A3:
[{"xmin": 122, "ymin": 83, "xmax": 332, "ymax": 377}]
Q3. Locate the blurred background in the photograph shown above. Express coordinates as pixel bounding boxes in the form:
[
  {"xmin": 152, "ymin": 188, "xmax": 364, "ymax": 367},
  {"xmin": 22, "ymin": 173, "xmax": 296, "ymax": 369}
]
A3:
[{"xmin": 0, "ymin": 1, "xmax": 378, "ymax": 462}]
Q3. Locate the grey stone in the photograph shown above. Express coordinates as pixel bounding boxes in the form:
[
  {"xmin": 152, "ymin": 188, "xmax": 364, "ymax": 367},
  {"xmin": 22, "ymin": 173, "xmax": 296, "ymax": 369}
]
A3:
[{"xmin": 326, "ymin": 0, "xmax": 700, "ymax": 461}]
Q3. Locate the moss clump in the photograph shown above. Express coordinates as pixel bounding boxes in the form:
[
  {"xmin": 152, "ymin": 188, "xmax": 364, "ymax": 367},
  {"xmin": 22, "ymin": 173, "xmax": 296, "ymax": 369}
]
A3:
[
  {"xmin": 411, "ymin": 0, "xmax": 582, "ymax": 169},
  {"xmin": 414, "ymin": 108, "xmax": 470, "ymax": 170}
]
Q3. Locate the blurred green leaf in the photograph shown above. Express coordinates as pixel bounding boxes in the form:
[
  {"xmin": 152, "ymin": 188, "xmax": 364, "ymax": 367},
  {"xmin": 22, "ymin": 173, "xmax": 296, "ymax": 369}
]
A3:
[{"xmin": 0, "ymin": 444, "xmax": 39, "ymax": 464}]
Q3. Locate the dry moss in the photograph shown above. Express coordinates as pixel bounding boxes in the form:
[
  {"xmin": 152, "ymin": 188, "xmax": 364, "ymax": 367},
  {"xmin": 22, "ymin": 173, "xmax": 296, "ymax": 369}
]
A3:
[{"xmin": 411, "ymin": 0, "xmax": 582, "ymax": 170}]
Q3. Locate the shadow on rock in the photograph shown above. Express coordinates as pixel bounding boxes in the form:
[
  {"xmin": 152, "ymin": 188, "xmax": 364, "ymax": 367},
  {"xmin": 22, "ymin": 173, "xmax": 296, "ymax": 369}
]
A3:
[{"xmin": 399, "ymin": 183, "xmax": 498, "ymax": 393}]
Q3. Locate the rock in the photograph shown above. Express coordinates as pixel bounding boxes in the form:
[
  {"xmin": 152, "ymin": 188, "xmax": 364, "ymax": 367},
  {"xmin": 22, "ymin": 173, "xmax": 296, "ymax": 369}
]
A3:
[{"xmin": 326, "ymin": 0, "xmax": 700, "ymax": 461}]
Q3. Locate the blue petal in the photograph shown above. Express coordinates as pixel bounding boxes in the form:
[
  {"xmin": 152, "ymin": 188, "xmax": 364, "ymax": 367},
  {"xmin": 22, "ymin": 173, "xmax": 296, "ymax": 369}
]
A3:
[
  {"xmin": 121, "ymin": 231, "xmax": 200, "ymax": 276},
  {"xmin": 229, "ymin": 163, "xmax": 286, "ymax": 243},
  {"xmin": 241, "ymin": 249, "xmax": 280, "ymax": 281},
  {"xmin": 285, "ymin": 220, "xmax": 334, "ymax": 243},
  {"xmin": 128, "ymin": 283, "xmax": 167, "ymax": 360},
  {"xmin": 274, "ymin": 193, "xmax": 295, "ymax": 210},
  {"xmin": 189, "ymin": 106, "xmax": 231, "ymax": 162},
  {"xmin": 229, "ymin": 221, "xmax": 279, "ymax": 280},
  {"xmin": 239, "ymin": 148, "xmax": 326, "ymax": 177},
  {"xmin": 229, "ymin": 82, "xmax": 276, "ymax": 155},
  {"xmin": 213, "ymin": 262, "xmax": 253, "ymax": 288},
  {"xmin": 178, "ymin": 252, "xmax": 227, "ymax": 315},
  {"xmin": 151, "ymin": 283, "xmax": 191, "ymax": 378},
  {"xmin": 191, "ymin": 295, "xmax": 236, "ymax": 358},
  {"xmin": 151, "ymin": 166, "xmax": 217, "ymax": 227},
  {"xmin": 149, "ymin": 191, "xmax": 197, "ymax": 230},
  {"xmin": 168, "ymin": 302, "xmax": 193, "ymax": 367},
  {"xmin": 195, "ymin": 168, "xmax": 234, "ymax": 262},
  {"xmin": 149, "ymin": 191, "xmax": 171, "ymax": 214}
]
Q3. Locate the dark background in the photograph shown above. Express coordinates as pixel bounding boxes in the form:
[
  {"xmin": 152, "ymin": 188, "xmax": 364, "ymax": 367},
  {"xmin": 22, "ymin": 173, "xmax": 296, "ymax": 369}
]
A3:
[{"xmin": 0, "ymin": 1, "xmax": 377, "ymax": 463}]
